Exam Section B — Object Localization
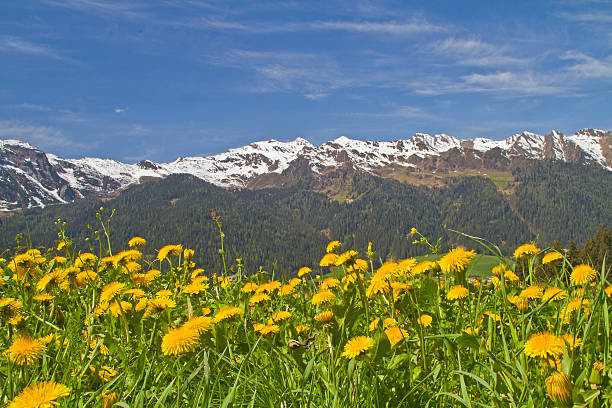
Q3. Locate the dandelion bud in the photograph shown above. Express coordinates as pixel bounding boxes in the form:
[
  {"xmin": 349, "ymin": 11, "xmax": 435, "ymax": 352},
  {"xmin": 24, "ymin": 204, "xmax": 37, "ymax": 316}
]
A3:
[
  {"xmin": 545, "ymin": 371, "xmax": 572, "ymax": 406},
  {"xmin": 589, "ymin": 361, "xmax": 604, "ymax": 385}
]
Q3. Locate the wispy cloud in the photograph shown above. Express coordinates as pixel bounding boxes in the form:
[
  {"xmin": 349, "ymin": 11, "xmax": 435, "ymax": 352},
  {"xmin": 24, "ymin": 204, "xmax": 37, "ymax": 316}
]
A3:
[
  {"xmin": 114, "ymin": 107, "xmax": 127, "ymax": 113},
  {"xmin": 43, "ymin": 0, "xmax": 150, "ymax": 19},
  {"xmin": 554, "ymin": 11, "xmax": 612, "ymax": 23},
  {"xmin": 430, "ymin": 37, "xmax": 529, "ymax": 67},
  {"xmin": 562, "ymin": 51, "xmax": 612, "ymax": 78},
  {"xmin": 349, "ymin": 105, "xmax": 434, "ymax": 119},
  {"xmin": 0, "ymin": 120, "xmax": 90, "ymax": 150},
  {"xmin": 0, "ymin": 36, "xmax": 68, "ymax": 61}
]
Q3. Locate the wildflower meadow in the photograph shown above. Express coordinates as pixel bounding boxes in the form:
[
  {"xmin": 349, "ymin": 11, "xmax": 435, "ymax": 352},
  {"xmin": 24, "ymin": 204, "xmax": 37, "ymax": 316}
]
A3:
[{"xmin": 1, "ymin": 209, "xmax": 611, "ymax": 407}]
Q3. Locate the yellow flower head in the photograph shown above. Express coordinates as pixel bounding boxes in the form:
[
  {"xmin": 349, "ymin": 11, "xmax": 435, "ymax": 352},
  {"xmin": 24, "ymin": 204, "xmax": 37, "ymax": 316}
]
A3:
[
  {"xmin": 321, "ymin": 277, "xmax": 340, "ymax": 290},
  {"xmin": 314, "ymin": 310, "xmax": 334, "ymax": 323},
  {"xmin": 6, "ymin": 335, "xmax": 47, "ymax": 365},
  {"xmin": 417, "ymin": 314, "xmax": 433, "ymax": 327},
  {"xmin": 214, "ymin": 306, "xmax": 243, "ymax": 323},
  {"xmin": 335, "ymin": 250, "xmax": 358, "ymax": 266},
  {"xmin": 8, "ymin": 382, "xmax": 70, "ymax": 408},
  {"xmin": 385, "ymin": 326, "xmax": 408, "ymax": 346},
  {"xmin": 272, "ymin": 310, "xmax": 292, "ymax": 322},
  {"xmin": 298, "ymin": 267, "xmax": 312, "ymax": 277},
  {"xmin": 100, "ymin": 281, "xmax": 125, "ymax": 303},
  {"xmin": 507, "ymin": 295, "xmax": 529, "ymax": 311},
  {"xmin": 157, "ymin": 244, "xmax": 183, "ymax": 261},
  {"xmin": 183, "ymin": 249, "xmax": 195, "ymax": 259},
  {"xmin": 347, "ymin": 258, "xmax": 369, "ymax": 273},
  {"xmin": 182, "ymin": 316, "xmax": 214, "ymax": 335},
  {"xmin": 524, "ymin": 332, "xmax": 565, "ymax": 359},
  {"xmin": 278, "ymin": 284, "xmax": 296, "ymax": 296},
  {"xmin": 520, "ymin": 285, "xmax": 543, "ymax": 299},
  {"xmin": 447, "ymin": 285, "xmax": 469, "ymax": 300},
  {"xmin": 162, "ymin": 326, "xmax": 200, "ymax": 355},
  {"xmin": 570, "ymin": 264, "xmax": 596, "ymax": 286},
  {"xmin": 128, "ymin": 236, "xmax": 146, "ymax": 248},
  {"xmin": 438, "ymin": 248, "xmax": 476, "ymax": 274},
  {"xmin": 341, "ymin": 336, "xmax": 375, "ymax": 359},
  {"xmin": 250, "ymin": 292, "xmax": 271, "ymax": 305},
  {"xmin": 562, "ymin": 334, "xmax": 582, "ymax": 350},
  {"xmin": 326, "ymin": 240, "xmax": 341, "ymax": 254},
  {"xmin": 320, "ymin": 253, "xmax": 338, "ymax": 267},
  {"xmin": 241, "ymin": 282, "xmax": 259, "ymax": 293},
  {"xmin": 411, "ymin": 261, "xmax": 437, "ymax": 276},
  {"xmin": 311, "ymin": 290, "xmax": 336, "ymax": 305},
  {"xmin": 542, "ymin": 251, "xmax": 563, "ymax": 265},
  {"xmin": 289, "ymin": 278, "xmax": 302, "ymax": 287},
  {"xmin": 369, "ymin": 317, "xmax": 380, "ymax": 332},
  {"xmin": 514, "ymin": 243, "xmax": 539, "ymax": 259},
  {"xmin": 542, "ymin": 287, "xmax": 568, "ymax": 302},
  {"xmin": 545, "ymin": 371, "xmax": 573, "ymax": 405},
  {"xmin": 605, "ymin": 285, "xmax": 612, "ymax": 298}
]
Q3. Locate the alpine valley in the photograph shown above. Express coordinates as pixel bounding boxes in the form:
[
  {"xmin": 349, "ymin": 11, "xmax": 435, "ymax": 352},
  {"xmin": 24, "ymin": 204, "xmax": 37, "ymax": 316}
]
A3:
[{"xmin": 1, "ymin": 128, "xmax": 611, "ymax": 272}]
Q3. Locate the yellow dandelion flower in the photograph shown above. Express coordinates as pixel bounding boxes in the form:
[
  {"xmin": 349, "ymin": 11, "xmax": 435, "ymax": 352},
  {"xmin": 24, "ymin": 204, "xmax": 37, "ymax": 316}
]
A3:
[
  {"xmin": 183, "ymin": 249, "xmax": 195, "ymax": 259},
  {"xmin": 385, "ymin": 326, "xmax": 408, "ymax": 346},
  {"xmin": 520, "ymin": 285, "xmax": 543, "ymax": 299},
  {"xmin": 447, "ymin": 285, "xmax": 469, "ymax": 300},
  {"xmin": 508, "ymin": 295, "xmax": 529, "ymax": 311},
  {"xmin": 115, "ymin": 250, "xmax": 143, "ymax": 264},
  {"xmin": 326, "ymin": 240, "xmax": 341, "ymax": 253},
  {"xmin": 320, "ymin": 253, "xmax": 338, "ymax": 267},
  {"xmin": 241, "ymin": 282, "xmax": 259, "ymax": 293},
  {"xmin": 6, "ymin": 335, "xmax": 47, "ymax": 365},
  {"xmin": 51, "ymin": 256, "xmax": 67, "ymax": 265},
  {"xmin": 390, "ymin": 282, "xmax": 411, "ymax": 301},
  {"xmin": 183, "ymin": 281, "xmax": 208, "ymax": 295},
  {"xmin": 321, "ymin": 277, "xmax": 340, "ymax": 290},
  {"xmin": 33, "ymin": 293, "xmax": 55, "ymax": 302},
  {"xmin": 74, "ymin": 253, "xmax": 98, "ymax": 268},
  {"xmin": 562, "ymin": 334, "xmax": 582, "ymax": 350},
  {"xmin": 157, "ymin": 244, "xmax": 183, "ymax": 261},
  {"xmin": 76, "ymin": 270, "xmax": 99, "ymax": 286},
  {"xmin": 272, "ymin": 311, "xmax": 292, "ymax": 322},
  {"xmin": 161, "ymin": 326, "xmax": 199, "ymax": 355},
  {"xmin": 483, "ymin": 311, "xmax": 501, "ymax": 321},
  {"xmin": 36, "ymin": 269, "xmax": 66, "ymax": 292},
  {"xmin": 335, "ymin": 250, "xmax": 358, "ymax": 266},
  {"xmin": 100, "ymin": 281, "xmax": 125, "ymax": 303},
  {"xmin": 491, "ymin": 264, "xmax": 509, "ymax": 277},
  {"xmin": 278, "ymin": 284, "xmax": 296, "ymax": 296},
  {"xmin": 314, "ymin": 311, "xmax": 334, "ymax": 323},
  {"xmin": 183, "ymin": 316, "xmax": 214, "ymax": 335},
  {"xmin": 128, "ymin": 236, "xmax": 146, "ymax": 248},
  {"xmin": 417, "ymin": 314, "xmax": 433, "ymax": 327},
  {"xmin": 369, "ymin": 317, "xmax": 380, "ymax": 332},
  {"xmin": 347, "ymin": 258, "xmax": 369, "ymax": 273},
  {"xmin": 411, "ymin": 261, "xmax": 437, "ymax": 276},
  {"xmin": 540, "ymin": 287, "xmax": 566, "ymax": 302},
  {"xmin": 295, "ymin": 324, "xmax": 310, "ymax": 334},
  {"xmin": 570, "ymin": 264, "xmax": 596, "ymax": 286},
  {"xmin": 438, "ymin": 248, "xmax": 476, "ymax": 274},
  {"xmin": 605, "ymin": 285, "xmax": 612, "ymax": 297},
  {"xmin": 100, "ymin": 390, "xmax": 119, "ymax": 408},
  {"xmin": 396, "ymin": 258, "xmax": 417, "ymax": 277},
  {"xmin": 250, "ymin": 292, "xmax": 271, "ymax": 305},
  {"xmin": 256, "ymin": 280, "xmax": 281, "ymax": 294},
  {"xmin": 298, "ymin": 267, "xmax": 312, "ymax": 277},
  {"xmin": 311, "ymin": 290, "xmax": 336, "ymax": 305},
  {"xmin": 542, "ymin": 251, "xmax": 563, "ymax": 265},
  {"xmin": 514, "ymin": 243, "xmax": 539, "ymax": 259},
  {"xmin": 524, "ymin": 332, "xmax": 565, "ymax": 358},
  {"xmin": 255, "ymin": 321, "xmax": 280, "ymax": 336},
  {"xmin": 545, "ymin": 371, "xmax": 573, "ymax": 405},
  {"xmin": 7, "ymin": 382, "xmax": 70, "ymax": 408},
  {"xmin": 214, "ymin": 306, "xmax": 243, "ymax": 323},
  {"xmin": 289, "ymin": 278, "xmax": 302, "ymax": 287},
  {"xmin": 98, "ymin": 366, "xmax": 118, "ymax": 382},
  {"xmin": 341, "ymin": 336, "xmax": 375, "ymax": 359}
]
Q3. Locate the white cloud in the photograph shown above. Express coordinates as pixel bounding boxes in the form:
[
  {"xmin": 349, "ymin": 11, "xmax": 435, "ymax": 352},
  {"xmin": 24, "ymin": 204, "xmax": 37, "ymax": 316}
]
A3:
[
  {"xmin": 0, "ymin": 120, "xmax": 90, "ymax": 150},
  {"xmin": 114, "ymin": 107, "xmax": 127, "ymax": 113},
  {"xmin": 430, "ymin": 37, "xmax": 529, "ymax": 67},
  {"xmin": 562, "ymin": 51, "xmax": 612, "ymax": 78},
  {"xmin": 0, "ymin": 36, "xmax": 66, "ymax": 60}
]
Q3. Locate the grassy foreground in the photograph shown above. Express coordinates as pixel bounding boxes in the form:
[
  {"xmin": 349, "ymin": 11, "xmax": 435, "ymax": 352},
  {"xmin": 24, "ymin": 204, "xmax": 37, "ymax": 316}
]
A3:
[{"xmin": 0, "ymin": 212, "xmax": 611, "ymax": 407}]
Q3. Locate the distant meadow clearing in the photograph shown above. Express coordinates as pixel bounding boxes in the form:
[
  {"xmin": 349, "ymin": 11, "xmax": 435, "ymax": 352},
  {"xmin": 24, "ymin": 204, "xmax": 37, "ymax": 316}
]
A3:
[{"xmin": 0, "ymin": 210, "xmax": 611, "ymax": 407}]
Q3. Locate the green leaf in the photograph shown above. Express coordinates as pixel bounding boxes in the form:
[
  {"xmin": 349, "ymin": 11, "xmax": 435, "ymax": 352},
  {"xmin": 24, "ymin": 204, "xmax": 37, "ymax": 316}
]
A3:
[{"xmin": 456, "ymin": 333, "xmax": 480, "ymax": 351}]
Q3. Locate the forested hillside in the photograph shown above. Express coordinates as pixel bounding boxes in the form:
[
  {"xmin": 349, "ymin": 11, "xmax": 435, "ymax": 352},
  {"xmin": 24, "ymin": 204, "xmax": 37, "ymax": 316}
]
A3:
[{"xmin": 0, "ymin": 160, "xmax": 610, "ymax": 275}]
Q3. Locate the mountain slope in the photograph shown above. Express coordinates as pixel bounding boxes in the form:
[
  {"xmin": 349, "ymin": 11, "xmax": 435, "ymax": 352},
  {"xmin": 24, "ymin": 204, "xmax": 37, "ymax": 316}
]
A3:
[{"xmin": 0, "ymin": 128, "xmax": 610, "ymax": 211}]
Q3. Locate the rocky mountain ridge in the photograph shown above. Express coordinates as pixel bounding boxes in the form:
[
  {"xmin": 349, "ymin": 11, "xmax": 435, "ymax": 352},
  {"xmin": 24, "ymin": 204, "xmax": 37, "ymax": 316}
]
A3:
[{"xmin": 0, "ymin": 128, "xmax": 610, "ymax": 211}]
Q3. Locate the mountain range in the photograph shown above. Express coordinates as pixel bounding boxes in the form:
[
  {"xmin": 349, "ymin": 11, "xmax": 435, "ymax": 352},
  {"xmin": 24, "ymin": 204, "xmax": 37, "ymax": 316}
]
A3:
[{"xmin": 1, "ymin": 128, "xmax": 611, "ymax": 211}]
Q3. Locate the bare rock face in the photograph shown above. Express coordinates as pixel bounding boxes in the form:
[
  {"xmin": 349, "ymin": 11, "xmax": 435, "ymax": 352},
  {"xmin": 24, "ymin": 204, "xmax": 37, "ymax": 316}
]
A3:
[
  {"xmin": 1, "ymin": 128, "xmax": 610, "ymax": 211},
  {"xmin": 0, "ymin": 141, "xmax": 77, "ymax": 210}
]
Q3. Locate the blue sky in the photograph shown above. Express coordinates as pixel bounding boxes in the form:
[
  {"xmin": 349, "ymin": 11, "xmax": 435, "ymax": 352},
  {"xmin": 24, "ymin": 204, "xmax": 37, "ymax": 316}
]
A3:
[{"xmin": 1, "ymin": 0, "xmax": 611, "ymax": 162}]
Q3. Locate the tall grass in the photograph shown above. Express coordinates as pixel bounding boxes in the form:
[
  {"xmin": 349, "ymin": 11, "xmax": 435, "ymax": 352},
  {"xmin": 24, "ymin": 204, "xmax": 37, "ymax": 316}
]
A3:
[{"xmin": 0, "ymin": 211, "xmax": 610, "ymax": 407}]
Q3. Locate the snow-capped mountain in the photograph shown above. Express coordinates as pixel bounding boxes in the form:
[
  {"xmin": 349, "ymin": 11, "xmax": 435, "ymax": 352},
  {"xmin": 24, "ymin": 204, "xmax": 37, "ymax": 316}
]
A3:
[{"xmin": 1, "ymin": 129, "xmax": 610, "ymax": 211}]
